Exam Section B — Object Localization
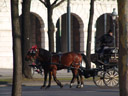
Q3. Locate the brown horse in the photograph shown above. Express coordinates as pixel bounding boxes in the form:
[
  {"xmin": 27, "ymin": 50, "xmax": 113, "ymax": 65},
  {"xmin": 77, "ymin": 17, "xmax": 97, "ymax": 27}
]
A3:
[{"xmin": 25, "ymin": 45, "xmax": 84, "ymax": 89}]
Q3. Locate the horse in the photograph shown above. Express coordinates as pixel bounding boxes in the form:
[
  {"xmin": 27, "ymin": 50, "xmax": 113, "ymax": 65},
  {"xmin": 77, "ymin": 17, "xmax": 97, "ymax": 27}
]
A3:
[{"xmin": 25, "ymin": 45, "xmax": 84, "ymax": 89}]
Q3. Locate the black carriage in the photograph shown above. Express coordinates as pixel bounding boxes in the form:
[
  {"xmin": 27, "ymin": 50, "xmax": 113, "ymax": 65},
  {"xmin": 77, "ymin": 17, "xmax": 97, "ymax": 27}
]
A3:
[
  {"xmin": 92, "ymin": 48, "xmax": 119, "ymax": 87},
  {"xmin": 80, "ymin": 21, "xmax": 119, "ymax": 87},
  {"xmin": 79, "ymin": 49, "xmax": 118, "ymax": 87}
]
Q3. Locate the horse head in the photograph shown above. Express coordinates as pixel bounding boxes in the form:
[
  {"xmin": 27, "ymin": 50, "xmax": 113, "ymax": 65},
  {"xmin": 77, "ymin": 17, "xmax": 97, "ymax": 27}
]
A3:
[{"xmin": 25, "ymin": 45, "xmax": 39, "ymax": 61}]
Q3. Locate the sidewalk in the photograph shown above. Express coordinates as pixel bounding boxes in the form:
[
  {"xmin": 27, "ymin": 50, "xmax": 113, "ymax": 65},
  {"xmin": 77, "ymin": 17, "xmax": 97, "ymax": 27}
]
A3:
[
  {"xmin": 0, "ymin": 68, "xmax": 72, "ymax": 79},
  {"xmin": 0, "ymin": 68, "xmax": 96, "ymax": 86},
  {"xmin": 0, "ymin": 68, "xmax": 13, "ymax": 79}
]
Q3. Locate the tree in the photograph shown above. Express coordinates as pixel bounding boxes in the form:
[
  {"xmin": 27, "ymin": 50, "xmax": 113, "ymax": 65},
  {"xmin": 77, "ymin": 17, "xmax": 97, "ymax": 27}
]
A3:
[
  {"xmin": 22, "ymin": 0, "xmax": 32, "ymax": 78},
  {"xmin": 39, "ymin": 0, "xmax": 65, "ymax": 52},
  {"xmin": 86, "ymin": 0, "xmax": 95, "ymax": 69},
  {"xmin": 11, "ymin": 0, "xmax": 22, "ymax": 96},
  {"xmin": 117, "ymin": 0, "xmax": 128, "ymax": 96}
]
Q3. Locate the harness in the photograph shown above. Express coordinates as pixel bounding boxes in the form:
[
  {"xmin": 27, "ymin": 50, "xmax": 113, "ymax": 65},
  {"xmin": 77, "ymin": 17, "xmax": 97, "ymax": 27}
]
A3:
[
  {"xmin": 28, "ymin": 45, "xmax": 82, "ymax": 70},
  {"xmin": 51, "ymin": 53, "xmax": 81, "ymax": 69},
  {"xmin": 51, "ymin": 52, "xmax": 62, "ymax": 66}
]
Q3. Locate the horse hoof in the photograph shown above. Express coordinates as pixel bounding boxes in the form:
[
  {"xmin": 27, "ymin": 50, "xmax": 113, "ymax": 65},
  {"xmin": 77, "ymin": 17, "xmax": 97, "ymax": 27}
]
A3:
[
  {"xmin": 60, "ymin": 85, "xmax": 63, "ymax": 88},
  {"xmin": 76, "ymin": 84, "xmax": 81, "ymax": 88},
  {"xmin": 40, "ymin": 86, "xmax": 44, "ymax": 89},
  {"xmin": 70, "ymin": 83, "xmax": 73, "ymax": 88},
  {"xmin": 70, "ymin": 85, "xmax": 72, "ymax": 88},
  {"xmin": 81, "ymin": 84, "xmax": 84, "ymax": 88},
  {"xmin": 45, "ymin": 86, "xmax": 50, "ymax": 89},
  {"xmin": 40, "ymin": 85, "xmax": 45, "ymax": 89}
]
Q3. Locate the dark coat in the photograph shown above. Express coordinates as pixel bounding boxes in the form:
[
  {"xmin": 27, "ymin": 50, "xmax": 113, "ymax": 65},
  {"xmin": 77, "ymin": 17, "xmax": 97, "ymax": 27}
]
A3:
[{"xmin": 99, "ymin": 34, "xmax": 114, "ymax": 47}]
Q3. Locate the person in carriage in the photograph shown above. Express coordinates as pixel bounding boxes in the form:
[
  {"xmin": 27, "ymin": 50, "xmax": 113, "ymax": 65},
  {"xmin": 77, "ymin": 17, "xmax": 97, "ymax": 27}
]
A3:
[{"xmin": 97, "ymin": 29, "xmax": 114, "ymax": 58}]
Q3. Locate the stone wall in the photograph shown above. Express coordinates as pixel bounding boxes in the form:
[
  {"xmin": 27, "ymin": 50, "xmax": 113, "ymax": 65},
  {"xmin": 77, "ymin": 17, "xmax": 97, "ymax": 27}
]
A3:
[{"xmin": 0, "ymin": 0, "xmax": 117, "ymax": 68}]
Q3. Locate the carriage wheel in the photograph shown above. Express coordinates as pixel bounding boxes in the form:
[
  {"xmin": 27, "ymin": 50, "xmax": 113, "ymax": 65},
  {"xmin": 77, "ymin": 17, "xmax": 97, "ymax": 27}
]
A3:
[
  {"xmin": 103, "ymin": 69, "xmax": 119, "ymax": 87},
  {"xmin": 93, "ymin": 71, "xmax": 106, "ymax": 87}
]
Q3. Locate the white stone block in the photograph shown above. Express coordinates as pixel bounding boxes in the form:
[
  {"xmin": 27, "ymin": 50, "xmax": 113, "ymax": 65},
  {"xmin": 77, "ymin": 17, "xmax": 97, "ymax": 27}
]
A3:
[
  {"xmin": 0, "ymin": 41, "xmax": 12, "ymax": 47},
  {"xmin": 0, "ymin": 56, "xmax": 13, "ymax": 68},
  {"xmin": 0, "ymin": 46, "xmax": 12, "ymax": 52}
]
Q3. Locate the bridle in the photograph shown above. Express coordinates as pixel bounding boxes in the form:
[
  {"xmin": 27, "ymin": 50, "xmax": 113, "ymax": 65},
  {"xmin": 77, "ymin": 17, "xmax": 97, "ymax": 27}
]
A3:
[{"xmin": 27, "ymin": 45, "xmax": 39, "ymax": 61}]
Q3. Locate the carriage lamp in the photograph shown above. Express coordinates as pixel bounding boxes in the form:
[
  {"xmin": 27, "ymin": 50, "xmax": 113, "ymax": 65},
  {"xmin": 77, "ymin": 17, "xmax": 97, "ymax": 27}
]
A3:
[
  {"xmin": 111, "ymin": 8, "xmax": 117, "ymax": 21},
  {"xmin": 111, "ymin": 8, "xmax": 117, "ymax": 49},
  {"xmin": 111, "ymin": 8, "xmax": 118, "ymax": 59}
]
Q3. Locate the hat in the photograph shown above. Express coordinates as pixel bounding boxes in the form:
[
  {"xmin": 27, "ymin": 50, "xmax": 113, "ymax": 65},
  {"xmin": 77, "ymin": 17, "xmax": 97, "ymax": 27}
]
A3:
[{"xmin": 108, "ymin": 29, "xmax": 113, "ymax": 33}]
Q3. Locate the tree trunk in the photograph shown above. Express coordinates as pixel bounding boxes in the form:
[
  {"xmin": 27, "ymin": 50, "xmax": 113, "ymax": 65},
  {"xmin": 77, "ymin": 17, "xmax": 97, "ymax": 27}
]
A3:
[
  {"xmin": 11, "ymin": 0, "xmax": 22, "ymax": 96},
  {"xmin": 117, "ymin": 0, "xmax": 128, "ymax": 96},
  {"xmin": 86, "ymin": 0, "xmax": 95, "ymax": 69},
  {"xmin": 47, "ymin": 7, "xmax": 55, "ymax": 52},
  {"xmin": 22, "ymin": 0, "xmax": 32, "ymax": 78},
  {"xmin": 39, "ymin": 0, "xmax": 65, "ymax": 52}
]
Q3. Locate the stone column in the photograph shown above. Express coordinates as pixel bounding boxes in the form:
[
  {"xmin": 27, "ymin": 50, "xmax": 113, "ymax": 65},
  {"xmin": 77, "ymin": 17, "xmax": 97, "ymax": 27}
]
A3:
[
  {"xmin": 54, "ymin": 28, "xmax": 57, "ymax": 52},
  {"xmin": 40, "ymin": 25, "xmax": 49, "ymax": 50},
  {"xmin": 79, "ymin": 26, "xmax": 85, "ymax": 53}
]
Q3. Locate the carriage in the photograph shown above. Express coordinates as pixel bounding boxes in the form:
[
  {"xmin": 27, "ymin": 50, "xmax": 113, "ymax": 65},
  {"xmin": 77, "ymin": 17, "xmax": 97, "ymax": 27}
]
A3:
[
  {"xmin": 79, "ymin": 25, "xmax": 119, "ymax": 87},
  {"xmin": 27, "ymin": 28, "xmax": 119, "ymax": 88},
  {"xmin": 28, "ymin": 47, "xmax": 119, "ymax": 88},
  {"xmin": 80, "ymin": 47, "xmax": 119, "ymax": 87}
]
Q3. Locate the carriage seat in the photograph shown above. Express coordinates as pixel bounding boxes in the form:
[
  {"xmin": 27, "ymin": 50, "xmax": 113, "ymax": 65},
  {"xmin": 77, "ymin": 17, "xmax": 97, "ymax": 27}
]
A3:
[{"xmin": 96, "ymin": 47, "xmax": 118, "ymax": 55}]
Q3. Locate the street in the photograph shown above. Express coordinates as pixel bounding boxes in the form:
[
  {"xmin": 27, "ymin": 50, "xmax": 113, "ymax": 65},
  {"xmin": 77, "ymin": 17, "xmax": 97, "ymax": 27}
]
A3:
[
  {"xmin": 0, "ymin": 84, "xmax": 119, "ymax": 96},
  {"xmin": 0, "ymin": 81, "xmax": 119, "ymax": 96},
  {"xmin": 0, "ymin": 69, "xmax": 119, "ymax": 96}
]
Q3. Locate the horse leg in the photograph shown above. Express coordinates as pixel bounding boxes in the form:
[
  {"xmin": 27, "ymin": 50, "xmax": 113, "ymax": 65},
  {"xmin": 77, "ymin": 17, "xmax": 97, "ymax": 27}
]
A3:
[
  {"xmin": 40, "ymin": 70, "xmax": 48, "ymax": 89},
  {"xmin": 70, "ymin": 69, "xmax": 75, "ymax": 88},
  {"xmin": 70, "ymin": 69, "xmax": 78, "ymax": 88},
  {"xmin": 79, "ymin": 71, "xmax": 84, "ymax": 88},
  {"xmin": 52, "ymin": 69, "xmax": 63, "ymax": 88},
  {"xmin": 46, "ymin": 71, "xmax": 52, "ymax": 89},
  {"xmin": 76, "ymin": 74, "xmax": 81, "ymax": 88}
]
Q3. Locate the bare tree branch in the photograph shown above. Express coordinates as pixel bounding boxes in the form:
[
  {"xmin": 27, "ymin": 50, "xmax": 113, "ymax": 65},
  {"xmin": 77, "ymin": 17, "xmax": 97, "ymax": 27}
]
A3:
[
  {"xmin": 51, "ymin": 0, "xmax": 58, "ymax": 6},
  {"xmin": 39, "ymin": 0, "xmax": 47, "ymax": 7},
  {"xmin": 52, "ymin": 0, "xmax": 65, "ymax": 8}
]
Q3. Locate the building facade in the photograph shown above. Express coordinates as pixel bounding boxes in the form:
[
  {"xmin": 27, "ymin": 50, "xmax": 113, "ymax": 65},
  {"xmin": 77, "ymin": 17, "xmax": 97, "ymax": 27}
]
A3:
[{"xmin": 0, "ymin": 0, "xmax": 117, "ymax": 68}]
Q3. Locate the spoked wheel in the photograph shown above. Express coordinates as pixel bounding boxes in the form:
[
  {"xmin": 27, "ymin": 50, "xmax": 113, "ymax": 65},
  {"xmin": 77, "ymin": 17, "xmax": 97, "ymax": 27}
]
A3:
[
  {"xmin": 93, "ymin": 71, "xmax": 106, "ymax": 87},
  {"xmin": 103, "ymin": 69, "xmax": 119, "ymax": 87}
]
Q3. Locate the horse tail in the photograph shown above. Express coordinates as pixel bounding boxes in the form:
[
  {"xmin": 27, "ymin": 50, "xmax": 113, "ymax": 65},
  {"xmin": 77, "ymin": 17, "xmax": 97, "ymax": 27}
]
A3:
[{"xmin": 80, "ymin": 57, "xmax": 82, "ymax": 67}]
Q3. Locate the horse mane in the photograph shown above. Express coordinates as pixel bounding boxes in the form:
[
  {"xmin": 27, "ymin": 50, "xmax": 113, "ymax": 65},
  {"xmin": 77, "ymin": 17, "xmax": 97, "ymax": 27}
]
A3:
[{"xmin": 38, "ymin": 48, "xmax": 52, "ymax": 62}]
